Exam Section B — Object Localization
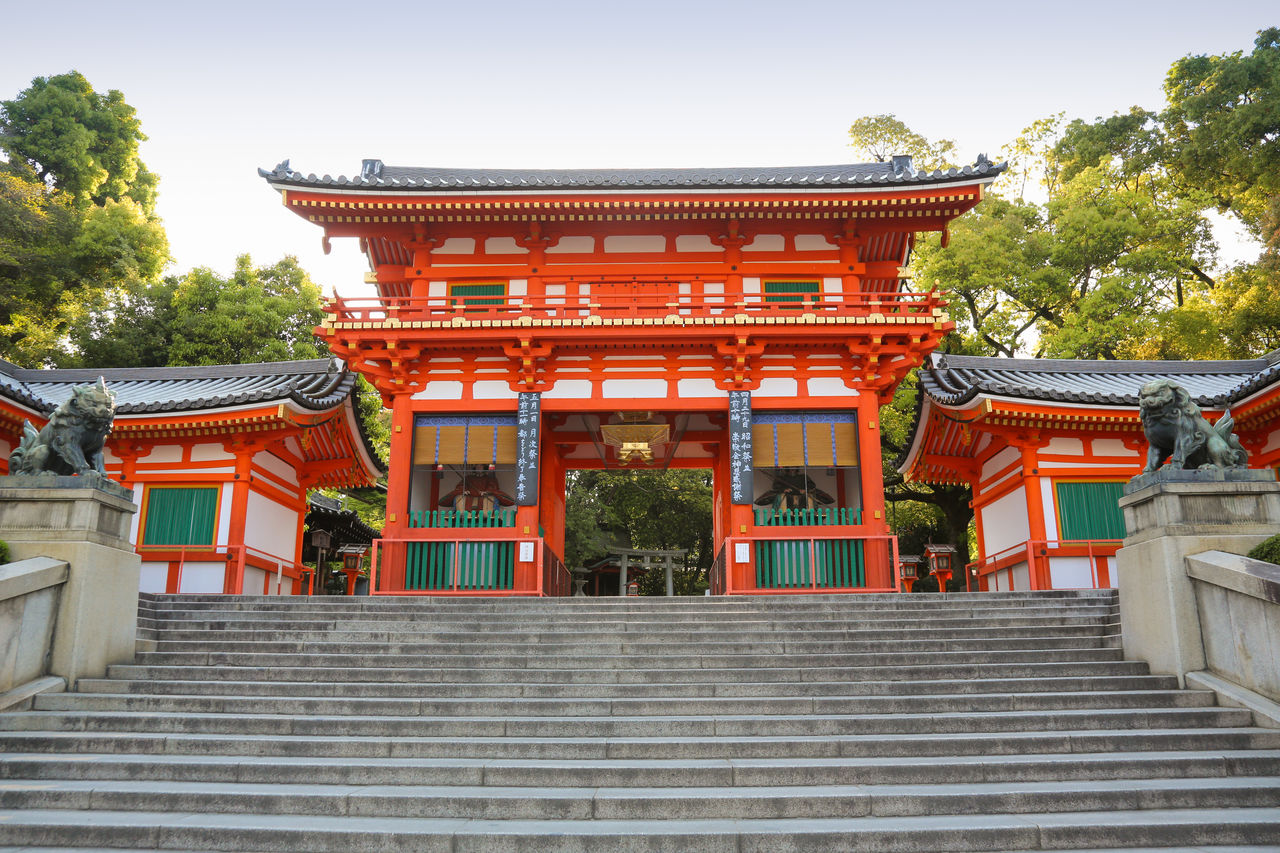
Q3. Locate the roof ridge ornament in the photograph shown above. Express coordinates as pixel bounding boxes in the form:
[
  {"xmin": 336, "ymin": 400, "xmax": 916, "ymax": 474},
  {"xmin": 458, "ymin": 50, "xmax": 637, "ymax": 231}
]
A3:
[{"xmin": 361, "ymin": 159, "xmax": 383, "ymax": 180}]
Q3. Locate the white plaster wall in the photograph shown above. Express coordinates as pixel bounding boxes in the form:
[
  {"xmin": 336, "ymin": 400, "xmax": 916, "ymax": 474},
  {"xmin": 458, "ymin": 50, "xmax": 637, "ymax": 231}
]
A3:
[
  {"xmin": 742, "ymin": 278, "xmax": 761, "ymax": 294},
  {"xmin": 1262, "ymin": 428, "xmax": 1280, "ymax": 455},
  {"xmin": 191, "ymin": 444, "xmax": 234, "ymax": 462},
  {"xmin": 1040, "ymin": 478, "xmax": 1056, "ymax": 539},
  {"xmin": 755, "ymin": 378, "xmax": 799, "ymax": 397},
  {"xmin": 1046, "ymin": 437, "xmax": 1084, "ymax": 456},
  {"xmin": 1092, "ymin": 438, "xmax": 1138, "ymax": 457},
  {"xmin": 676, "ymin": 379, "xmax": 725, "ymax": 398},
  {"xmin": 604, "ymin": 235, "xmax": 664, "ymax": 253},
  {"xmin": 980, "ymin": 488, "xmax": 1030, "ymax": 555},
  {"xmin": 216, "ymin": 483, "xmax": 234, "ymax": 547},
  {"xmin": 412, "ymin": 381, "xmax": 465, "ymax": 401},
  {"xmin": 602, "ymin": 379, "xmax": 668, "ymax": 399},
  {"xmin": 822, "ymin": 277, "xmax": 843, "ymax": 294},
  {"xmin": 981, "ymin": 447, "xmax": 1020, "ymax": 482},
  {"xmin": 473, "ymin": 381, "xmax": 515, "ymax": 400},
  {"xmin": 435, "ymin": 238, "xmax": 476, "ymax": 253},
  {"xmin": 676, "ymin": 234, "xmax": 719, "ymax": 252},
  {"xmin": 244, "ymin": 492, "xmax": 299, "ymax": 561},
  {"xmin": 743, "ymin": 234, "xmax": 784, "ymax": 252},
  {"xmin": 1012, "ymin": 563, "xmax": 1031, "ymax": 591},
  {"xmin": 129, "ymin": 484, "xmax": 144, "ymax": 545},
  {"xmin": 243, "ymin": 566, "xmax": 268, "ymax": 596},
  {"xmin": 1104, "ymin": 556, "xmax": 1118, "ymax": 588},
  {"xmin": 485, "ymin": 237, "xmax": 527, "ymax": 254},
  {"xmin": 542, "ymin": 380, "xmax": 594, "ymax": 400},
  {"xmin": 804, "ymin": 378, "xmax": 855, "ymax": 398},
  {"xmin": 795, "ymin": 234, "xmax": 834, "ymax": 251},
  {"xmin": 178, "ymin": 563, "xmax": 226, "ymax": 594},
  {"xmin": 139, "ymin": 562, "xmax": 168, "ymax": 594},
  {"xmin": 1049, "ymin": 556, "xmax": 1095, "ymax": 589},
  {"xmin": 254, "ymin": 451, "xmax": 298, "ymax": 486},
  {"xmin": 546, "ymin": 236, "xmax": 593, "ymax": 254},
  {"xmin": 142, "ymin": 445, "xmax": 183, "ymax": 464}
]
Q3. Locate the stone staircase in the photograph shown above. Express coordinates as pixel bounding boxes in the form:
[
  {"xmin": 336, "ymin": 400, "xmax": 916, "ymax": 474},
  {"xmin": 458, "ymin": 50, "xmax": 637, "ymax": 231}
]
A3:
[{"xmin": 1, "ymin": 589, "xmax": 1278, "ymax": 851}]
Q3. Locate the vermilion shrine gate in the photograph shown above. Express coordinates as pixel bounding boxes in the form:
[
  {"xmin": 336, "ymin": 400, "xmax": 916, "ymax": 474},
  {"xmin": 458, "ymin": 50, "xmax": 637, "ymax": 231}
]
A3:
[{"xmin": 261, "ymin": 156, "xmax": 1004, "ymax": 594}]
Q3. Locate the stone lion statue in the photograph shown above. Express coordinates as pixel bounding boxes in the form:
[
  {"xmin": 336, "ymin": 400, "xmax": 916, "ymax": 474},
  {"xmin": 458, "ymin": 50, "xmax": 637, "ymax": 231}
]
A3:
[
  {"xmin": 1138, "ymin": 378, "xmax": 1248, "ymax": 473},
  {"xmin": 8, "ymin": 378, "xmax": 116, "ymax": 477}
]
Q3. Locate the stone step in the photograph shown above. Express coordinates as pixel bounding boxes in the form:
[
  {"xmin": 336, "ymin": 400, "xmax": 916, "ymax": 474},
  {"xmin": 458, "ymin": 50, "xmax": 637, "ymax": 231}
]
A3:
[
  {"xmin": 5, "ymin": 728, "xmax": 1277, "ymax": 762},
  {"xmin": 138, "ymin": 589, "xmax": 1116, "ymax": 608},
  {"xmin": 0, "ymin": 706, "xmax": 1257, "ymax": 739},
  {"xmin": 104, "ymin": 659, "xmax": 1155, "ymax": 684},
  {"xmin": 0, "ymin": 806, "xmax": 1274, "ymax": 852},
  {"xmin": 29, "ymin": 689, "xmax": 1218, "ymax": 718},
  {"xmin": 3, "ymin": 776, "xmax": 1278, "ymax": 821},
  {"xmin": 142, "ymin": 634, "xmax": 1120, "ymax": 655},
  {"xmin": 142, "ymin": 617, "xmax": 1121, "ymax": 637},
  {"xmin": 73, "ymin": 673, "xmax": 1183, "ymax": 699},
  {"xmin": 128, "ymin": 647, "xmax": 1127, "ymax": 670},
  {"xmin": 5, "ymin": 749, "xmax": 1276, "ymax": 787}
]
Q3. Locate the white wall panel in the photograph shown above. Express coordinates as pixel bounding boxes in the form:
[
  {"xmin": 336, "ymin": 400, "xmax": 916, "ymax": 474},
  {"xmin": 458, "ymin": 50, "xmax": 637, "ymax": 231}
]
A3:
[
  {"xmin": 178, "ymin": 563, "xmax": 226, "ymax": 593},
  {"xmin": 980, "ymin": 488, "xmax": 1030, "ymax": 555},
  {"xmin": 244, "ymin": 492, "xmax": 299, "ymax": 562},
  {"xmin": 139, "ymin": 562, "xmax": 168, "ymax": 594},
  {"xmin": 1049, "ymin": 556, "xmax": 1095, "ymax": 589}
]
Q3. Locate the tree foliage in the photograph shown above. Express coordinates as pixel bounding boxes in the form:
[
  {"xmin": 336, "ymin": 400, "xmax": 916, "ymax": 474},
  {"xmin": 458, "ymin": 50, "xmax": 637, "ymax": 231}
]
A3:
[
  {"xmin": 564, "ymin": 468, "xmax": 714, "ymax": 595},
  {"xmin": 848, "ymin": 114, "xmax": 958, "ymax": 171},
  {"xmin": 0, "ymin": 71, "xmax": 155, "ymax": 212},
  {"xmin": 0, "ymin": 73, "xmax": 168, "ymax": 366}
]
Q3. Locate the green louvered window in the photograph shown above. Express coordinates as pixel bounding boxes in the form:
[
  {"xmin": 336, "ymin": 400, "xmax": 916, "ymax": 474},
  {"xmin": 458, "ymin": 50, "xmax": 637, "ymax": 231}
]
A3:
[
  {"xmin": 450, "ymin": 282, "xmax": 506, "ymax": 308},
  {"xmin": 1055, "ymin": 481, "xmax": 1126, "ymax": 540},
  {"xmin": 764, "ymin": 280, "xmax": 821, "ymax": 308},
  {"xmin": 143, "ymin": 487, "xmax": 218, "ymax": 546}
]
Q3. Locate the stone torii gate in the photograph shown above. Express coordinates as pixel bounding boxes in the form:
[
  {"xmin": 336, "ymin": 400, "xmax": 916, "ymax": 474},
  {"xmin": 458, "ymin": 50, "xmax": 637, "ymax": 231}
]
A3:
[{"xmin": 613, "ymin": 548, "xmax": 687, "ymax": 597}]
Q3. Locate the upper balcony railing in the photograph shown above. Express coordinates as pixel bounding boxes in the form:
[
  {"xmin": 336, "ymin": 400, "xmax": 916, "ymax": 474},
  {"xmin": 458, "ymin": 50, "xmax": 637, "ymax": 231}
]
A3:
[{"xmin": 325, "ymin": 277, "xmax": 945, "ymax": 326}]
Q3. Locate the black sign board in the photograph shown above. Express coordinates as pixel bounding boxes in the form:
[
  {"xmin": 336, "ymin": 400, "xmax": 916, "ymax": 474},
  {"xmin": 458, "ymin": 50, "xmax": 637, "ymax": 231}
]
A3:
[
  {"xmin": 728, "ymin": 390, "xmax": 753, "ymax": 504},
  {"xmin": 515, "ymin": 392, "xmax": 541, "ymax": 506}
]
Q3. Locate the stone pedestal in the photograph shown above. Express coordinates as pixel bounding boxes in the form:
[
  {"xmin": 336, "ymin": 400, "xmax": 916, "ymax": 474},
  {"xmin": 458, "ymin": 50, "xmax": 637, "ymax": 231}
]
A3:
[
  {"xmin": 0, "ymin": 475, "xmax": 140, "ymax": 688},
  {"xmin": 1116, "ymin": 473, "xmax": 1280, "ymax": 685}
]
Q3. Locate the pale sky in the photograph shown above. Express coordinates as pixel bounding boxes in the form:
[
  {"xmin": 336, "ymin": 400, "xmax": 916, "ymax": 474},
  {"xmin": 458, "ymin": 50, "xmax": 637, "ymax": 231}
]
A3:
[{"xmin": 2, "ymin": 0, "xmax": 1273, "ymax": 297}]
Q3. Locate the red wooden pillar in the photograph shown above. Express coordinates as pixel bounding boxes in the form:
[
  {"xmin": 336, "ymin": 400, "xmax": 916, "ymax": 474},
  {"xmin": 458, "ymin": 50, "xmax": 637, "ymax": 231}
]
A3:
[
  {"xmin": 223, "ymin": 446, "xmax": 254, "ymax": 594},
  {"xmin": 383, "ymin": 392, "xmax": 415, "ymax": 591},
  {"xmin": 856, "ymin": 393, "xmax": 891, "ymax": 588},
  {"xmin": 1020, "ymin": 444, "xmax": 1050, "ymax": 590}
]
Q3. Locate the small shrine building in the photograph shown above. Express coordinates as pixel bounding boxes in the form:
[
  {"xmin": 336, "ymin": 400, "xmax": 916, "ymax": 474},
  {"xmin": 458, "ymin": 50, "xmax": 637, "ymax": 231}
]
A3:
[
  {"xmin": 261, "ymin": 155, "xmax": 1004, "ymax": 594},
  {"xmin": 898, "ymin": 351, "xmax": 1280, "ymax": 592},
  {"xmin": 0, "ymin": 359, "xmax": 382, "ymax": 594}
]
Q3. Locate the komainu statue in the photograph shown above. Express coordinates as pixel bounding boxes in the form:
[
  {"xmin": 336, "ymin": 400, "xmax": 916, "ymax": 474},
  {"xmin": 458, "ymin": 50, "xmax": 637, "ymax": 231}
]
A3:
[
  {"xmin": 8, "ymin": 378, "xmax": 116, "ymax": 477},
  {"xmin": 1138, "ymin": 378, "xmax": 1248, "ymax": 473}
]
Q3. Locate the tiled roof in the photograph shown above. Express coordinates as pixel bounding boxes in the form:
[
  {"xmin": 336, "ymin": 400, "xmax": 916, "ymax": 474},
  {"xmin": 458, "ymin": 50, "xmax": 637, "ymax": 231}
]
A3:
[
  {"xmin": 0, "ymin": 358, "xmax": 386, "ymax": 478},
  {"xmin": 258, "ymin": 156, "xmax": 1007, "ymax": 193},
  {"xmin": 2, "ymin": 359, "xmax": 353, "ymax": 415},
  {"xmin": 920, "ymin": 351, "xmax": 1280, "ymax": 408},
  {"xmin": 0, "ymin": 359, "xmax": 49, "ymax": 413}
]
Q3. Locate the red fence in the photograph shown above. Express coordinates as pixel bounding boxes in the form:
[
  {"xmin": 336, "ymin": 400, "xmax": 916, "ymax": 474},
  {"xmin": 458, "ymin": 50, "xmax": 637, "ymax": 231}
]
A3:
[{"xmin": 966, "ymin": 538, "xmax": 1122, "ymax": 591}]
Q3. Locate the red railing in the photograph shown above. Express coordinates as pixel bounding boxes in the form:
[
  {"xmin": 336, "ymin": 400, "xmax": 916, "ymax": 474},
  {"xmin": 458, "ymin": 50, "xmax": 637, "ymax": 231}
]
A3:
[
  {"xmin": 325, "ymin": 284, "xmax": 944, "ymax": 325},
  {"xmin": 543, "ymin": 542, "xmax": 572, "ymax": 597},
  {"xmin": 966, "ymin": 538, "xmax": 1122, "ymax": 591},
  {"xmin": 367, "ymin": 534, "xmax": 567, "ymax": 596},
  {"xmin": 710, "ymin": 543, "xmax": 728, "ymax": 596},
  {"xmin": 719, "ymin": 532, "xmax": 900, "ymax": 595},
  {"xmin": 135, "ymin": 544, "xmax": 306, "ymax": 595}
]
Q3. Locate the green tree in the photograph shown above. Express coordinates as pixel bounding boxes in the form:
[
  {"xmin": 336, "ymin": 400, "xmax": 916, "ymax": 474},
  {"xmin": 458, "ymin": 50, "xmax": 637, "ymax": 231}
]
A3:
[
  {"xmin": 1162, "ymin": 27, "xmax": 1280, "ymax": 234},
  {"xmin": 0, "ymin": 71, "xmax": 155, "ymax": 212},
  {"xmin": 564, "ymin": 468, "xmax": 714, "ymax": 594},
  {"xmin": 848, "ymin": 114, "xmax": 958, "ymax": 170},
  {"xmin": 69, "ymin": 255, "xmax": 326, "ymax": 367},
  {"xmin": 0, "ymin": 72, "xmax": 167, "ymax": 365}
]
